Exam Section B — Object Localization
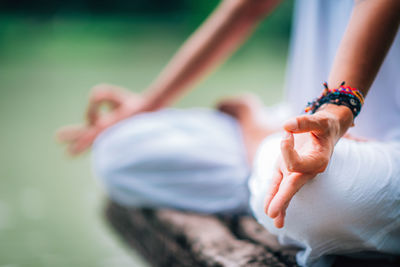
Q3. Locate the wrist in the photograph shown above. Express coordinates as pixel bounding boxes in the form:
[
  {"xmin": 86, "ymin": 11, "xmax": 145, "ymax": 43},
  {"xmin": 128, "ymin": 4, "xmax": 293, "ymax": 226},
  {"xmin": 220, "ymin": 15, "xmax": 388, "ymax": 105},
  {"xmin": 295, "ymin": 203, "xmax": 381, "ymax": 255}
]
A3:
[
  {"xmin": 317, "ymin": 103, "xmax": 354, "ymax": 138},
  {"xmin": 141, "ymin": 89, "xmax": 169, "ymax": 112}
]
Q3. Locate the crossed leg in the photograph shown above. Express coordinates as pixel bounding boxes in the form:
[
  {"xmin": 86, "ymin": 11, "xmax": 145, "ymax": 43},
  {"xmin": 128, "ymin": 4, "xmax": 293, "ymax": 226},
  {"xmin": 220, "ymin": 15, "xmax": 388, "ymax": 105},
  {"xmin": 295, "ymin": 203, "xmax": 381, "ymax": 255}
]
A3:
[
  {"xmin": 62, "ymin": 88, "xmax": 400, "ymax": 265},
  {"xmin": 218, "ymin": 95, "xmax": 400, "ymax": 265}
]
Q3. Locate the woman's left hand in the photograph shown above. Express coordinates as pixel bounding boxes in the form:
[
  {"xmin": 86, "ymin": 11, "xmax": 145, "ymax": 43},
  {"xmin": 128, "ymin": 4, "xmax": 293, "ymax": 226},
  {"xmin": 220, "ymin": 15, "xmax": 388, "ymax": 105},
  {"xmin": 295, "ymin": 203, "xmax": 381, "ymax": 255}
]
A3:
[{"xmin": 263, "ymin": 104, "xmax": 353, "ymax": 228}]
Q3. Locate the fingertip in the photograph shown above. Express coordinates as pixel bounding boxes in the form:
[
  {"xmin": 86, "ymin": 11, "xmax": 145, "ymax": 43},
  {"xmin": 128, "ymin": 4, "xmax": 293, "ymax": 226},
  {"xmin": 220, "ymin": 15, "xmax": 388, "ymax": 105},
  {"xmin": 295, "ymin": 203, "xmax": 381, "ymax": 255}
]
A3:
[
  {"xmin": 283, "ymin": 118, "xmax": 298, "ymax": 131},
  {"xmin": 267, "ymin": 205, "xmax": 280, "ymax": 219},
  {"xmin": 274, "ymin": 221, "xmax": 283, "ymax": 229},
  {"xmin": 274, "ymin": 212, "xmax": 285, "ymax": 228},
  {"xmin": 55, "ymin": 125, "xmax": 83, "ymax": 143}
]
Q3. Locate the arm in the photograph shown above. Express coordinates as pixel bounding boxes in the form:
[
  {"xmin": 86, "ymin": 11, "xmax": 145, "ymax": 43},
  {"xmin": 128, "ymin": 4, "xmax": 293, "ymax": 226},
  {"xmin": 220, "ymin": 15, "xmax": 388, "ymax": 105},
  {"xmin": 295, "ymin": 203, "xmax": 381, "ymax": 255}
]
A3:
[
  {"xmin": 141, "ymin": 0, "xmax": 282, "ymax": 111},
  {"xmin": 88, "ymin": 0, "xmax": 281, "ymax": 123},
  {"xmin": 58, "ymin": 0, "xmax": 282, "ymax": 155},
  {"xmin": 325, "ymin": 0, "xmax": 400, "ymax": 136},
  {"xmin": 265, "ymin": 0, "xmax": 400, "ymax": 228},
  {"xmin": 329, "ymin": 0, "xmax": 400, "ymax": 97},
  {"xmin": 299, "ymin": 0, "xmax": 400, "ymax": 139}
]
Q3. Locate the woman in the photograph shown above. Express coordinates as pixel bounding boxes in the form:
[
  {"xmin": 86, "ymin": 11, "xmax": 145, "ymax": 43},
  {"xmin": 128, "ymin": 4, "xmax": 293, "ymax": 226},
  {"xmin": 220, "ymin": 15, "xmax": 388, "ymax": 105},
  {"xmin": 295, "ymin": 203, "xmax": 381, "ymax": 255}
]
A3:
[{"xmin": 58, "ymin": 0, "xmax": 400, "ymax": 266}]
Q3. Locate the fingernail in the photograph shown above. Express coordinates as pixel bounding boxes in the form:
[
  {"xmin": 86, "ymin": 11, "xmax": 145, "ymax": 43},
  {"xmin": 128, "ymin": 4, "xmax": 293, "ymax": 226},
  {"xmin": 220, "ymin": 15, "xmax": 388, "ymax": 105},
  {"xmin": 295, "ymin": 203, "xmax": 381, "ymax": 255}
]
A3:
[
  {"xmin": 283, "ymin": 131, "xmax": 290, "ymax": 139},
  {"xmin": 285, "ymin": 118, "xmax": 298, "ymax": 131}
]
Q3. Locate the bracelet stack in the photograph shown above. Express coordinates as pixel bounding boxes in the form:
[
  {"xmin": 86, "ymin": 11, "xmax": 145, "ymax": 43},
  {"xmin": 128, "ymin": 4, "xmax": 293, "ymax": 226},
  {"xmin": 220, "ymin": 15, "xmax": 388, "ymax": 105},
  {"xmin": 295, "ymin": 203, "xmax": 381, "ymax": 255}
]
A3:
[{"xmin": 304, "ymin": 81, "xmax": 364, "ymax": 118}]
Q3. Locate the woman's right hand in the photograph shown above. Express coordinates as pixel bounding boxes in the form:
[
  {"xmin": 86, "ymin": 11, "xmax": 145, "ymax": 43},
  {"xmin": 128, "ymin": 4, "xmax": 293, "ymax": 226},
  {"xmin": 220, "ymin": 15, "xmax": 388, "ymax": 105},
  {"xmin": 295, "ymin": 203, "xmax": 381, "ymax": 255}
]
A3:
[
  {"xmin": 56, "ymin": 84, "xmax": 146, "ymax": 156},
  {"xmin": 263, "ymin": 104, "xmax": 354, "ymax": 228}
]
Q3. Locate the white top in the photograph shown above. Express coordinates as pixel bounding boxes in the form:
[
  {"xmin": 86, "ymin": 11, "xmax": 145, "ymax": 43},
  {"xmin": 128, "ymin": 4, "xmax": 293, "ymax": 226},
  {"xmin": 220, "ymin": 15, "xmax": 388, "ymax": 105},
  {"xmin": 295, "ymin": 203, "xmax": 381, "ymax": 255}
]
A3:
[{"xmin": 285, "ymin": 0, "xmax": 400, "ymax": 141}]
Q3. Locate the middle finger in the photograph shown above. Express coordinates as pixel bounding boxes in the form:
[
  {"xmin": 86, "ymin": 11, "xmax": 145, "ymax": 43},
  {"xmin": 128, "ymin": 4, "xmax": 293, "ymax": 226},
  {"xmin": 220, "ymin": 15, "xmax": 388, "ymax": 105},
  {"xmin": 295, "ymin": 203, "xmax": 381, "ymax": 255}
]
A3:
[{"xmin": 267, "ymin": 172, "xmax": 310, "ymax": 219}]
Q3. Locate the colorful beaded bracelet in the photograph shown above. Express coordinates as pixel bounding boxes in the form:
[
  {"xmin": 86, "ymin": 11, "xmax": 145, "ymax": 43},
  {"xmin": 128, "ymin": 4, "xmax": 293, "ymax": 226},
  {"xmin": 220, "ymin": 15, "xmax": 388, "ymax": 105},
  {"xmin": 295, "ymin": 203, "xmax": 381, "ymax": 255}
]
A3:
[{"xmin": 304, "ymin": 81, "xmax": 364, "ymax": 118}]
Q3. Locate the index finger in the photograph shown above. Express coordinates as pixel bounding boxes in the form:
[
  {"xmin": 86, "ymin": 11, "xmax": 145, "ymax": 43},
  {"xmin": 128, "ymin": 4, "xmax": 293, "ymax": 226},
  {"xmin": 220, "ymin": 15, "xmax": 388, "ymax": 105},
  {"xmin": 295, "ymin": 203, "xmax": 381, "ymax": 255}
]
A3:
[
  {"xmin": 283, "ymin": 115, "xmax": 325, "ymax": 134},
  {"xmin": 263, "ymin": 163, "xmax": 283, "ymax": 215}
]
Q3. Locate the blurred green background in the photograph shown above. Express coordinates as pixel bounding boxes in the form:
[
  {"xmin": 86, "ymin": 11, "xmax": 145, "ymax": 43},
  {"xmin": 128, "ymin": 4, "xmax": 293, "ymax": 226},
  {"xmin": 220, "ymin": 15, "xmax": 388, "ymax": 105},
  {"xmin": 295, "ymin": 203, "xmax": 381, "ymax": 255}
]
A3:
[{"xmin": 0, "ymin": 1, "xmax": 293, "ymax": 266}]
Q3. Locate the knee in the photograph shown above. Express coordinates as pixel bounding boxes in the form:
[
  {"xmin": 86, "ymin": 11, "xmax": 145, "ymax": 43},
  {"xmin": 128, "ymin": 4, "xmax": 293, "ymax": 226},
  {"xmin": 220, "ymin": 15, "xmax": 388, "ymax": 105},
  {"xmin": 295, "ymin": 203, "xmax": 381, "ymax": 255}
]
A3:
[
  {"xmin": 91, "ymin": 123, "xmax": 159, "ymax": 207},
  {"xmin": 91, "ymin": 118, "xmax": 146, "ymax": 200},
  {"xmin": 251, "ymin": 138, "xmax": 400, "ymax": 266},
  {"xmin": 91, "ymin": 128, "xmax": 128, "ymax": 193},
  {"xmin": 253, "ymin": 139, "xmax": 397, "ymax": 243},
  {"xmin": 250, "ymin": 138, "xmax": 364, "ymax": 242}
]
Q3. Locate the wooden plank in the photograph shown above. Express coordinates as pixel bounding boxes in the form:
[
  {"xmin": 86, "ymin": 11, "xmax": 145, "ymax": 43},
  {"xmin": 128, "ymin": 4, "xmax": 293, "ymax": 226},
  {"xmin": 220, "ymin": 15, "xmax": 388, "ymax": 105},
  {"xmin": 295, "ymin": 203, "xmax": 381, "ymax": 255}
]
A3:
[
  {"xmin": 105, "ymin": 201, "xmax": 400, "ymax": 267},
  {"xmin": 105, "ymin": 202, "xmax": 287, "ymax": 266},
  {"xmin": 233, "ymin": 216, "xmax": 299, "ymax": 266}
]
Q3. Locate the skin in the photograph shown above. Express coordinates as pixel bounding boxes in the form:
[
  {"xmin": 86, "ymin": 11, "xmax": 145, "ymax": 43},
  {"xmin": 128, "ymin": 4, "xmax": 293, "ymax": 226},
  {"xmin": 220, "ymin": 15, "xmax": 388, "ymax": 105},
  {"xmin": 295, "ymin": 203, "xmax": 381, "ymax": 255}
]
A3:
[
  {"xmin": 58, "ymin": 0, "xmax": 400, "ymax": 228},
  {"xmin": 265, "ymin": 0, "xmax": 400, "ymax": 228},
  {"xmin": 57, "ymin": 0, "xmax": 282, "ymax": 154}
]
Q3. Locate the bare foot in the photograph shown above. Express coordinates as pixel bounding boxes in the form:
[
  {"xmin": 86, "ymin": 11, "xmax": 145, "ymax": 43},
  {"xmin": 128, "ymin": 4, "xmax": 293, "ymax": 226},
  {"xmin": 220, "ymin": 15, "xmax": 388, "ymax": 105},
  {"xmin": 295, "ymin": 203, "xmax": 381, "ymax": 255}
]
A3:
[{"xmin": 217, "ymin": 94, "xmax": 276, "ymax": 163}]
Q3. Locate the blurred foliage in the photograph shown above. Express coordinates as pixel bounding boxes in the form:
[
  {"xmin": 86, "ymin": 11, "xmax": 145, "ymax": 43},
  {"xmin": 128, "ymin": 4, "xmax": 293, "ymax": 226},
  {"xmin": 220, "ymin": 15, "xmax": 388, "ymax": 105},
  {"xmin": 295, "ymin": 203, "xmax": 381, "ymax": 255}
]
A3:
[
  {"xmin": 0, "ymin": 1, "xmax": 231, "ymax": 15},
  {"xmin": 0, "ymin": 0, "xmax": 190, "ymax": 15},
  {"xmin": 0, "ymin": 0, "xmax": 293, "ymax": 39}
]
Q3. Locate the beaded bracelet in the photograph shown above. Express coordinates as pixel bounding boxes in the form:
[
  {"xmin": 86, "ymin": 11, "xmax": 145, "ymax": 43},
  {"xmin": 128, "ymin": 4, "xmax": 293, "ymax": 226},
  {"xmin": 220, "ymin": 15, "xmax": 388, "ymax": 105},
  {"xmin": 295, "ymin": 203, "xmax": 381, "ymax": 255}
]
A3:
[{"xmin": 304, "ymin": 81, "xmax": 364, "ymax": 118}]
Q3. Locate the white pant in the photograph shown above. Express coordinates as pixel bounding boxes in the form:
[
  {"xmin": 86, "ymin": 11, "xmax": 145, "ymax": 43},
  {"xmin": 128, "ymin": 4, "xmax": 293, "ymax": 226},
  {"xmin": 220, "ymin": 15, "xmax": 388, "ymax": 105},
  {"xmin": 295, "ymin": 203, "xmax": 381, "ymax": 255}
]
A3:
[
  {"xmin": 92, "ymin": 108, "xmax": 251, "ymax": 214},
  {"xmin": 92, "ymin": 108, "xmax": 400, "ymax": 266},
  {"xmin": 249, "ymin": 133, "xmax": 400, "ymax": 266}
]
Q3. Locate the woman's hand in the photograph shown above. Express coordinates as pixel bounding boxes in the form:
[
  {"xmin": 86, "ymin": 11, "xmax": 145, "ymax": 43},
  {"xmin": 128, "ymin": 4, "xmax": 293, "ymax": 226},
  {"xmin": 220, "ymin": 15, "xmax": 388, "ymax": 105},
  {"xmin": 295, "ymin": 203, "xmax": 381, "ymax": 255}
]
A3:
[
  {"xmin": 56, "ymin": 84, "xmax": 145, "ymax": 156},
  {"xmin": 263, "ymin": 104, "xmax": 353, "ymax": 228}
]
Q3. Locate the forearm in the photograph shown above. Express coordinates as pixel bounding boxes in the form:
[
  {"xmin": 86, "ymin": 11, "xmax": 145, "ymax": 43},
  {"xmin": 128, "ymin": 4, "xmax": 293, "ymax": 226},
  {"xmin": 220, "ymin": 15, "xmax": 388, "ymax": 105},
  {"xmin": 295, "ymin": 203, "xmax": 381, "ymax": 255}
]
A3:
[
  {"xmin": 142, "ymin": 0, "xmax": 281, "ymax": 111},
  {"xmin": 324, "ymin": 0, "xmax": 400, "ymax": 137},
  {"xmin": 328, "ymin": 0, "xmax": 400, "ymax": 97},
  {"xmin": 273, "ymin": 1, "xmax": 400, "ymax": 223}
]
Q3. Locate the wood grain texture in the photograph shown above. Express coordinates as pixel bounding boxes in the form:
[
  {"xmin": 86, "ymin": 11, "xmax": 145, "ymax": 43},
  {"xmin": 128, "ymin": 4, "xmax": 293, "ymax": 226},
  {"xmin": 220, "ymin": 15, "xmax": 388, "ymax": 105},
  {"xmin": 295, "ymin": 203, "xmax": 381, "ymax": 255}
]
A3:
[{"xmin": 104, "ymin": 201, "xmax": 399, "ymax": 267}]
